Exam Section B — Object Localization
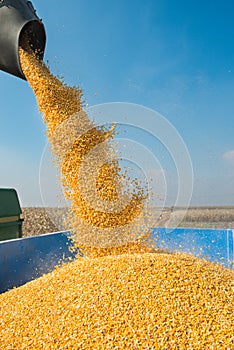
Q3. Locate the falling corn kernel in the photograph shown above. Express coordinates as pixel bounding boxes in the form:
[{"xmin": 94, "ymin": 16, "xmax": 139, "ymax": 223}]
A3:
[{"xmin": 19, "ymin": 47, "xmax": 151, "ymax": 250}]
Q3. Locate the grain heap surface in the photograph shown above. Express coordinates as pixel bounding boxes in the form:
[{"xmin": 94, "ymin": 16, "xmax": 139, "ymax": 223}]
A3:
[
  {"xmin": 19, "ymin": 48, "xmax": 151, "ymax": 250},
  {"xmin": 0, "ymin": 253, "xmax": 233, "ymax": 349}
]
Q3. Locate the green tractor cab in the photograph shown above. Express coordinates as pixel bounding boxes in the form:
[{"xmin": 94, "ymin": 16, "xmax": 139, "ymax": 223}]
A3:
[{"xmin": 0, "ymin": 188, "xmax": 23, "ymax": 241}]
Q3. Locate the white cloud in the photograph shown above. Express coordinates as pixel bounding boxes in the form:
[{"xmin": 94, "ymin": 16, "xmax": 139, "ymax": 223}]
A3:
[{"xmin": 223, "ymin": 150, "xmax": 234, "ymax": 164}]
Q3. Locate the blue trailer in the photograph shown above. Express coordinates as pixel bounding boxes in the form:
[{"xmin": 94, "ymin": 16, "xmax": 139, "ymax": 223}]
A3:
[{"xmin": 0, "ymin": 227, "xmax": 233, "ymax": 294}]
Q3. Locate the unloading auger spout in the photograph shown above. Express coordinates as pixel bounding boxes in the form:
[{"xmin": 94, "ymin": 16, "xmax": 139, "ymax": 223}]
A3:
[{"xmin": 0, "ymin": 0, "xmax": 46, "ymax": 80}]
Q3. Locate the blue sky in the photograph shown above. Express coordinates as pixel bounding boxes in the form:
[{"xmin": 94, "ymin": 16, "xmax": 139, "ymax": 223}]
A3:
[{"xmin": 0, "ymin": 0, "xmax": 234, "ymax": 206}]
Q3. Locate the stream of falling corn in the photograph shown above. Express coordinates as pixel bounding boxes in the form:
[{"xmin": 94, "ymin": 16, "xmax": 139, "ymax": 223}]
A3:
[
  {"xmin": 19, "ymin": 47, "xmax": 152, "ymax": 252},
  {"xmin": 0, "ymin": 48, "xmax": 233, "ymax": 349}
]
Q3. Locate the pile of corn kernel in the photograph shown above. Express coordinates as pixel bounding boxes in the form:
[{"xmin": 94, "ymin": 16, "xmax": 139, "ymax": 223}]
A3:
[{"xmin": 0, "ymin": 252, "xmax": 233, "ymax": 349}]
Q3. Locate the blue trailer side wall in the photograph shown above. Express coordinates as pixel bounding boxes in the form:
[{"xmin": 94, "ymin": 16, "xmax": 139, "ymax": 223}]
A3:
[
  {"xmin": 152, "ymin": 227, "xmax": 234, "ymax": 268},
  {"xmin": 0, "ymin": 231, "xmax": 78, "ymax": 294},
  {"xmin": 0, "ymin": 228, "xmax": 233, "ymax": 294}
]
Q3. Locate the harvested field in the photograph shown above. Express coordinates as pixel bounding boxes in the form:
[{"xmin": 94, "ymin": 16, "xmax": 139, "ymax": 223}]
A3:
[
  {"xmin": 21, "ymin": 207, "xmax": 234, "ymax": 237},
  {"xmin": 179, "ymin": 207, "xmax": 234, "ymax": 229},
  {"xmin": 22, "ymin": 208, "xmax": 59, "ymax": 237}
]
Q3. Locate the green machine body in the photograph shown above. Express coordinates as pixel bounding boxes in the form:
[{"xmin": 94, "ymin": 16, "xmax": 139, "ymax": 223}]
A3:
[{"xmin": 0, "ymin": 188, "xmax": 23, "ymax": 241}]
